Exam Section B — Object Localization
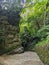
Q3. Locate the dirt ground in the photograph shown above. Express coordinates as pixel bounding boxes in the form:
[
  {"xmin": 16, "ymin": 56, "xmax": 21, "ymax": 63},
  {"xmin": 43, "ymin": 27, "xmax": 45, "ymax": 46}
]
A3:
[{"xmin": 0, "ymin": 51, "xmax": 44, "ymax": 65}]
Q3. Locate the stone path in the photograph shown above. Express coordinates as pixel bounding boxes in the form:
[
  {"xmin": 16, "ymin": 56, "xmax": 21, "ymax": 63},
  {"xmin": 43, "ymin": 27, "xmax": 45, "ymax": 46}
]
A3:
[{"xmin": 0, "ymin": 51, "xmax": 44, "ymax": 65}]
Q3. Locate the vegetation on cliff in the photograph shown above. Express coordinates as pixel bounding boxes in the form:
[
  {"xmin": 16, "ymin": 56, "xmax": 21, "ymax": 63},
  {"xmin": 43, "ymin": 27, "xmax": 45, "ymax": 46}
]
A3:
[{"xmin": 0, "ymin": 0, "xmax": 49, "ymax": 65}]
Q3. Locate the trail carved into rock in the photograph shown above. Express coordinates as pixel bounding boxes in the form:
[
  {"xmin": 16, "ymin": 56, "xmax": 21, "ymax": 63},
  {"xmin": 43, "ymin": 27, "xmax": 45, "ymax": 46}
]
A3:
[{"xmin": 0, "ymin": 51, "xmax": 44, "ymax": 65}]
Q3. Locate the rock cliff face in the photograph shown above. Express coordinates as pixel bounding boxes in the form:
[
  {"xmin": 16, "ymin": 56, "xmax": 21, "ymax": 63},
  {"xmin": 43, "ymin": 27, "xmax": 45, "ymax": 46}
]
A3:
[{"xmin": 0, "ymin": 15, "xmax": 20, "ymax": 54}]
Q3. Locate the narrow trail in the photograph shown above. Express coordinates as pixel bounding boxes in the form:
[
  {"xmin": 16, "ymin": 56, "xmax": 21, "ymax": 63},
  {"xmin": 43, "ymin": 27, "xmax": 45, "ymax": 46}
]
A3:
[{"xmin": 0, "ymin": 51, "xmax": 44, "ymax": 65}]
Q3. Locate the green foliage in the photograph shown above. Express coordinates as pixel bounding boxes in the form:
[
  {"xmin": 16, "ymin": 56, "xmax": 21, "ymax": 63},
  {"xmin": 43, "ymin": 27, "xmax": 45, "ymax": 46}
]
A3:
[
  {"xmin": 20, "ymin": 0, "xmax": 49, "ymax": 36},
  {"xmin": 20, "ymin": 27, "xmax": 32, "ymax": 51},
  {"xmin": 37, "ymin": 25, "xmax": 49, "ymax": 40},
  {"xmin": 19, "ymin": 0, "xmax": 49, "ymax": 52},
  {"xmin": 26, "ymin": 0, "xmax": 31, "ymax": 2}
]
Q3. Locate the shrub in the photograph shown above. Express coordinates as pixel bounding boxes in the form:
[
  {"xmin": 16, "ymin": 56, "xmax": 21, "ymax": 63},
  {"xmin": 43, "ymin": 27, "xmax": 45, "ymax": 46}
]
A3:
[
  {"xmin": 20, "ymin": 27, "xmax": 32, "ymax": 51},
  {"xmin": 36, "ymin": 25, "xmax": 49, "ymax": 40}
]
